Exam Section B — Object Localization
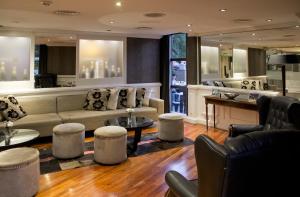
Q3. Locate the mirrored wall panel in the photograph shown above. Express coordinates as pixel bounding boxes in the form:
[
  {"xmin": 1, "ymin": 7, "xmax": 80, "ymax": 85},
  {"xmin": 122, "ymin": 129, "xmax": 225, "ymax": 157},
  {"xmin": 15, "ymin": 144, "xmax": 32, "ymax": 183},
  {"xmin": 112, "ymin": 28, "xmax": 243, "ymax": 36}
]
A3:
[
  {"xmin": 0, "ymin": 36, "xmax": 31, "ymax": 81},
  {"xmin": 79, "ymin": 39, "xmax": 123, "ymax": 79}
]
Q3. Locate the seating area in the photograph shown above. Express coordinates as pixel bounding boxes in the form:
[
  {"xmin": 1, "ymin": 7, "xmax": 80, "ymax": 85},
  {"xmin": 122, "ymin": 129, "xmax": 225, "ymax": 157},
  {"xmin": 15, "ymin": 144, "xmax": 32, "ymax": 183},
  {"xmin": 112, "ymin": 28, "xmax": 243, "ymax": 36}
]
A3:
[{"xmin": 1, "ymin": 0, "xmax": 300, "ymax": 196}]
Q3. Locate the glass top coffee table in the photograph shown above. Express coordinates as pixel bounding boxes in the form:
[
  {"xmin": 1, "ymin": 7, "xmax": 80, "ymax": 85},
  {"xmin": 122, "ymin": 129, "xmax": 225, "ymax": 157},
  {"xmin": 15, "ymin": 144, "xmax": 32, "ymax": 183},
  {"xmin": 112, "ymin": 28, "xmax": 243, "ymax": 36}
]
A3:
[
  {"xmin": 105, "ymin": 116, "xmax": 154, "ymax": 153},
  {"xmin": 0, "ymin": 129, "xmax": 40, "ymax": 150}
]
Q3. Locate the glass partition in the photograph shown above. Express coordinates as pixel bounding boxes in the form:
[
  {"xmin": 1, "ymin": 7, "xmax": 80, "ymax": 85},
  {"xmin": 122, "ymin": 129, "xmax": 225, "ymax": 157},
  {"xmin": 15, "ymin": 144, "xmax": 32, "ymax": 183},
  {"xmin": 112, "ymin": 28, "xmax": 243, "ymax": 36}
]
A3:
[
  {"xmin": 201, "ymin": 46, "xmax": 220, "ymax": 79},
  {"xmin": 0, "ymin": 36, "xmax": 31, "ymax": 81},
  {"xmin": 79, "ymin": 39, "xmax": 123, "ymax": 79},
  {"xmin": 233, "ymin": 48, "xmax": 248, "ymax": 78}
]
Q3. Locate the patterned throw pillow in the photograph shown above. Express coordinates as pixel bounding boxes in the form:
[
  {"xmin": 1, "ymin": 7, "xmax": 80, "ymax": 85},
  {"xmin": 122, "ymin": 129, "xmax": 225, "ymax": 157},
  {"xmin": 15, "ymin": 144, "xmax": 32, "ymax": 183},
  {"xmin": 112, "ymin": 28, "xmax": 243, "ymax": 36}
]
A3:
[
  {"xmin": 107, "ymin": 88, "xmax": 120, "ymax": 110},
  {"xmin": 241, "ymin": 80, "xmax": 260, "ymax": 90},
  {"xmin": 117, "ymin": 88, "xmax": 136, "ymax": 109},
  {"xmin": 136, "ymin": 88, "xmax": 146, "ymax": 108},
  {"xmin": 83, "ymin": 89, "xmax": 111, "ymax": 111},
  {"xmin": 0, "ymin": 96, "xmax": 27, "ymax": 121}
]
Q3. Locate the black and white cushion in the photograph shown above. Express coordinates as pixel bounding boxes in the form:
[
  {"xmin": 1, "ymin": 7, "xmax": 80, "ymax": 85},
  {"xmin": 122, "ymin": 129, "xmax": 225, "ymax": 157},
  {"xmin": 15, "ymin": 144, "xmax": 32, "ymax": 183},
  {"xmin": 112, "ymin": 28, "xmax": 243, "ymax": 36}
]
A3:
[
  {"xmin": 136, "ymin": 88, "xmax": 146, "ymax": 108},
  {"xmin": 117, "ymin": 88, "xmax": 136, "ymax": 109},
  {"xmin": 0, "ymin": 96, "xmax": 27, "ymax": 121},
  {"xmin": 83, "ymin": 89, "xmax": 111, "ymax": 111},
  {"xmin": 241, "ymin": 80, "xmax": 260, "ymax": 90},
  {"xmin": 107, "ymin": 88, "xmax": 120, "ymax": 110}
]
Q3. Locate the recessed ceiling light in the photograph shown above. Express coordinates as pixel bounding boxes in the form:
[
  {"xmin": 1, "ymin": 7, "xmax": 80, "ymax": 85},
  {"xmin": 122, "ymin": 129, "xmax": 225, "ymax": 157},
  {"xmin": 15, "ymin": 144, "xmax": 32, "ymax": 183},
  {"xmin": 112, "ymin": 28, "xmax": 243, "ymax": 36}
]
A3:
[
  {"xmin": 219, "ymin": 9, "xmax": 227, "ymax": 12},
  {"xmin": 109, "ymin": 20, "xmax": 115, "ymax": 24},
  {"xmin": 266, "ymin": 19, "xmax": 272, "ymax": 22},
  {"xmin": 252, "ymin": 33, "xmax": 256, "ymax": 36},
  {"xmin": 115, "ymin": 1, "xmax": 122, "ymax": 7},
  {"xmin": 189, "ymin": 29, "xmax": 192, "ymax": 32},
  {"xmin": 187, "ymin": 24, "xmax": 192, "ymax": 27},
  {"xmin": 296, "ymin": 25, "xmax": 300, "ymax": 28},
  {"xmin": 219, "ymin": 44, "xmax": 223, "ymax": 47},
  {"xmin": 47, "ymin": 39, "xmax": 50, "ymax": 42},
  {"xmin": 219, "ymin": 33, "xmax": 223, "ymax": 36},
  {"xmin": 69, "ymin": 36, "xmax": 73, "ymax": 39}
]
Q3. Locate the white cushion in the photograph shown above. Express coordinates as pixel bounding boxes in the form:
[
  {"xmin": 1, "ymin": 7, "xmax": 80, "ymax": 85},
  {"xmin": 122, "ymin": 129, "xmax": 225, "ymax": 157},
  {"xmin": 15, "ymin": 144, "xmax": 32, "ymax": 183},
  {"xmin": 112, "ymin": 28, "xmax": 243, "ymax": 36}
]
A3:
[
  {"xmin": 0, "ymin": 147, "xmax": 39, "ymax": 169},
  {"xmin": 95, "ymin": 126, "xmax": 127, "ymax": 137},
  {"xmin": 159, "ymin": 113, "xmax": 184, "ymax": 120},
  {"xmin": 107, "ymin": 88, "xmax": 120, "ymax": 110},
  {"xmin": 143, "ymin": 89, "xmax": 152, "ymax": 106},
  {"xmin": 53, "ymin": 123, "xmax": 85, "ymax": 135}
]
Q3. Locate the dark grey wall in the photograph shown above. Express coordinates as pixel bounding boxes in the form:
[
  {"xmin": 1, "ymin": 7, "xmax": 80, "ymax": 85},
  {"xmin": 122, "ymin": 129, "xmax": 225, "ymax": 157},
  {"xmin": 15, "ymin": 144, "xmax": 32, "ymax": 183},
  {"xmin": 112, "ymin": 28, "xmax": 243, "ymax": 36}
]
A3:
[
  {"xmin": 187, "ymin": 36, "xmax": 201, "ymax": 84},
  {"xmin": 47, "ymin": 46, "xmax": 76, "ymax": 75},
  {"xmin": 248, "ymin": 48, "xmax": 266, "ymax": 76},
  {"xmin": 127, "ymin": 37, "xmax": 160, "ymax": 83}
]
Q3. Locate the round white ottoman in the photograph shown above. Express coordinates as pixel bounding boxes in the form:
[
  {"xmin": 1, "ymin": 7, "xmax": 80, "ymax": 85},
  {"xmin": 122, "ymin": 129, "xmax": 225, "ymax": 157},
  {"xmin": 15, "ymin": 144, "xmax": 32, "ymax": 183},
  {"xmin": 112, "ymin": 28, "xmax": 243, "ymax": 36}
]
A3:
[
  {"xmin": 0, "ymin": 147, "xmax": 40, "ymax": 197},
  {"xmin": 52, "ymin": 123, "xmax": 85, "ymax": 159},
  {"xmin": 94, "ymin": 126, "xmax": 127, "ymax": 165},
  {"xmin": 159, "ymin": 113, "xmax": 184, "ymax": 141}
]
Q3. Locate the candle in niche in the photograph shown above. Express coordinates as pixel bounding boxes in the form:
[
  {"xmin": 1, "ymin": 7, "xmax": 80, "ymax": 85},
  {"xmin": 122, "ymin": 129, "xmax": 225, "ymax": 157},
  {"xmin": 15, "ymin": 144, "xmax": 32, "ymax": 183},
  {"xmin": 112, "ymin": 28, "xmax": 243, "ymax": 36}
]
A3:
[
  {"xmin": 117, "ymin": 67, "xmax": 121, "ymax": 77},
  {"xmin": 95, "ymin": 61, "xmax": 99, "ymax": 79},
  {"xmin": 23, "ymin": 68, "xmax": 28, "ymax": 80},
  {"xmin": 0, "ymin": 61, "xmax": 5, "ymax": 80},
  {"xmin": 11, "ymin": 66, "xmax": 17, "ymax": 80},
  {"xmin": 90, "ymin": 61, "xmax": 95, "ymax": 78},
  {"xmin": 85, "ymin": 67, "xmax": 90, "ymax": 79},
  {"xmin": 111, "ymin": 65, "xmax": 116, "ymax": 77},
  {"xmin": 99, "ymin": 59, "xmax": 104, "ymax": 78},
  {"xmin": 104, "ymin": 61, "xmax": 109, "ymax": 78}
]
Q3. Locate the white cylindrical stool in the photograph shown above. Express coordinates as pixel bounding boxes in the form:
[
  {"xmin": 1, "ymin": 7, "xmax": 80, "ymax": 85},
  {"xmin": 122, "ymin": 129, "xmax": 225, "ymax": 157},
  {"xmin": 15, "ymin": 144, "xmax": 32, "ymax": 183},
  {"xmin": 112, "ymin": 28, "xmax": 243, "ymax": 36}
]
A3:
[
  {"xmin": 159, "ymin": 113, "xmax": 184, "ymax": 141},
  {"xmin": 0, "ymin": 147, "xmax": 40, "ymax": 197},
  {"xmin": 94, "ymin": 126, "xmax": 127, "ymax": 165},
  {"xmin": 52, "ymin": 123, "xmax": 85, "ymax": 159}
]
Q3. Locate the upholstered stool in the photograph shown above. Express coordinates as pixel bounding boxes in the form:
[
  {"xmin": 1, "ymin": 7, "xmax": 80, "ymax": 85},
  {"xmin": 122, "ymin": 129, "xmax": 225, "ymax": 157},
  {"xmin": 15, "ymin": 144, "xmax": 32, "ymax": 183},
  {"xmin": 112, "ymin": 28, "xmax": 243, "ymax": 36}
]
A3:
[
  {"xmin": 159, "ymin": 113, "xmax": 184, "ymax": 141},
  {"xmin": 0, "ymin": 147, "xmax": 40, "ymax": 197},
  {"xmin": 94, "ymin": 126, "xmax": 127, "ymax": 165},
  {"xmin": 52, "ymin": 123, "xmax": 85, "ymax": 159}
]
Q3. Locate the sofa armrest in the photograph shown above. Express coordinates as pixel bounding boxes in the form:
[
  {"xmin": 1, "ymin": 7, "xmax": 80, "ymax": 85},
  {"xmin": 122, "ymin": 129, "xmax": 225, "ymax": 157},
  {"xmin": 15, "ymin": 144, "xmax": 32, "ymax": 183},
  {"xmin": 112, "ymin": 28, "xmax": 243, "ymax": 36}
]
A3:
[
  {"xmin": 149, "ymin": 98, "xmax": 164, "ymax": 115},
  {"xmin": 229, "ymin": 124, "xmax": 264, "ymax": 137},
  {"xmin": 165, "ymin": 171, "xmax": 197, "ymax": 197}
]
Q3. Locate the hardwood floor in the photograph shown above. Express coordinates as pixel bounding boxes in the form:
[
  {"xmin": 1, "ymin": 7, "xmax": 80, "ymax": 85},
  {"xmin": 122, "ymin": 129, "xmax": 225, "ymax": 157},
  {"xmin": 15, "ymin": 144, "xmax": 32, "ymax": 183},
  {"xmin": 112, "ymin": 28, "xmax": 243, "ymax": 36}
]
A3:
[{"xmin": 34, "ymin": 123, "xmax": 228, "ymax": 197}]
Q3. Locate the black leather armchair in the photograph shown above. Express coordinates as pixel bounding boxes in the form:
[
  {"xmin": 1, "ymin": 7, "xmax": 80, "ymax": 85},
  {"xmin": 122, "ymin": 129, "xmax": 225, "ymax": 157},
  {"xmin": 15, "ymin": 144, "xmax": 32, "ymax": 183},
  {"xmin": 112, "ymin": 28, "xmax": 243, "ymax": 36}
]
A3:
[
  {"xmin": 165, "ymin": 130, "xmax": 300, "ymax": 197},
  {"xmin": 229, "ymin": 95, "xmax": 300, "ymax": 137}
]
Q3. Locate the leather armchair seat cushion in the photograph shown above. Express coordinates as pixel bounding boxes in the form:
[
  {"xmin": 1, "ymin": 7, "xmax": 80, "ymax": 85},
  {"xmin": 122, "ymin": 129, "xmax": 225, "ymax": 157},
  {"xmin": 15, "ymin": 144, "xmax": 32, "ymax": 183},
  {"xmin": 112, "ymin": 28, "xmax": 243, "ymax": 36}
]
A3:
[{"xmin": 0, "ymin": 148, "xmax": 40, "ymax": 197}]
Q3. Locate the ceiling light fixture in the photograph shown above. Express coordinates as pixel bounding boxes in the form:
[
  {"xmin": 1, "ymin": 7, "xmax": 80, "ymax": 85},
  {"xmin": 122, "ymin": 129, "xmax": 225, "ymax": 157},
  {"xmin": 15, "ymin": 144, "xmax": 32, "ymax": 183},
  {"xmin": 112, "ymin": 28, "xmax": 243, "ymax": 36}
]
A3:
[
  {"xmin": 109, "ymin": 20, "xmax": 115, "ymax": 24},
  {"xmin": 189, "ymin": 29, "xmax": 192, "ymax": 32},
  {"xmin": 115, "ymin": 1, "xmax": 122, "ymax": 7},
  {"xmin": 47, "ymin": 39, "xmax": 50, "ymax": 42},
  {"xmin": 69, "ymin": 36, "xmax": 73, "ymax": 39},
  {"xmin": 296, "ymin": 25, "xmax": 300, "ymax": 28},
  {"xmin": 219, "ymin": 9, "xmax": 227, "ymax": 12},
  {"xmin": 187, "ymin": 24, "xmax": 192, "ymax": 27},
  {"xmin": 252, "ymin": 33, "xmax": 256, "ymax": 36},
  {"xmin": 219, "ymin": 44, "xmax": 223, "ymax": 47},
  {"xmin": 40, "ymin": 0, "xmax": 53, "ymax": 7},
  {"xmin": 266, "ymin": 19, "xmax": 272, "ymax": 22}
]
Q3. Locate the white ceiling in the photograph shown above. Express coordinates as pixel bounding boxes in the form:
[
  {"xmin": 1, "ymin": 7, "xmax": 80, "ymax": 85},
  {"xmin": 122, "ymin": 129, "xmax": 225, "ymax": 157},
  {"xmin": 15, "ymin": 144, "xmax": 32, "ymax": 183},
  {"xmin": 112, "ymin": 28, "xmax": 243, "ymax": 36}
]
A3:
[{"xmin": 0, "ymin": 0, "xmax": 299, "ymax": 47}]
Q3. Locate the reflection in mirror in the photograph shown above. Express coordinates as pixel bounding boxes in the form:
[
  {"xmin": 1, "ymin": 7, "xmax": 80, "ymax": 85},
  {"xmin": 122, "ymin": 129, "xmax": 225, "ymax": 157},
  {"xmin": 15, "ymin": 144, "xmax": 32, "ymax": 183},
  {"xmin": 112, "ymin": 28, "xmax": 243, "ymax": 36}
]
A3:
[
  {"xmin": 34, "ymin": 35, "xmax": 77, "ymax": 88},
  {"xmin": 220, "ymin": 44, "xmax": 233, "ymax": 78}
]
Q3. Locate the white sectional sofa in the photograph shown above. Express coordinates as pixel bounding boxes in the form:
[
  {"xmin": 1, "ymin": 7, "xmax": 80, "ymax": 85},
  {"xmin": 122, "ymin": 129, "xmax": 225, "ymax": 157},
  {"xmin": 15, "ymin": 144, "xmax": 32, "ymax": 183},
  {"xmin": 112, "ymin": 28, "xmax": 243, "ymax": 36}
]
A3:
[{"xmin": 0, "ymin": 94, "xmax": 164, "ymax": 137}]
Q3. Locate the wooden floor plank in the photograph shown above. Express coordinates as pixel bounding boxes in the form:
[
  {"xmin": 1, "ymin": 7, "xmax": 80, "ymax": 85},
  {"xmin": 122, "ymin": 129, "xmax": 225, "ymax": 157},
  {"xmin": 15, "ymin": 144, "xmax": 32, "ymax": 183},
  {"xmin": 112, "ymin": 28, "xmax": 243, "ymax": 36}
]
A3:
[{"xmin": 34, "ymin": 123, "xmax": 227, "ymax": 197}]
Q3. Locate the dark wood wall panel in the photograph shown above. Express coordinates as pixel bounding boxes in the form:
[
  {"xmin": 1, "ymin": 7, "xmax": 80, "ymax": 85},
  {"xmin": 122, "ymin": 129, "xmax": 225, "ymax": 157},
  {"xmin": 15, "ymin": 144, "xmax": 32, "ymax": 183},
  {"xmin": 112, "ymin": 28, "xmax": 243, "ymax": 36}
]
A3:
[
  {"xmin": 127, "ymin": 37, "xmax": 160, "ymax": 83},
  {"xmin": 187, "ymin": 36, "xmax": 201, "ymax": 84},
  {"xmin": 248, "ymin": 48, "xmax": 266, "ymax": 76},
  {"xmin": 47, "ymin": 46, "xmax": 76, "ymax": 75}
]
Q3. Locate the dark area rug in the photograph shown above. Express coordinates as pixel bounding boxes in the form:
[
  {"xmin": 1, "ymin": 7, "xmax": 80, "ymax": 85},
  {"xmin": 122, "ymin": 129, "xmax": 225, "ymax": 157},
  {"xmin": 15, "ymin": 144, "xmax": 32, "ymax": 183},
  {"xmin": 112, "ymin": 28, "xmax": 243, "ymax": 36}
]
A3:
[{"xmin": 39, "ymin": 132, "xmax": 194, "ymax": 174}]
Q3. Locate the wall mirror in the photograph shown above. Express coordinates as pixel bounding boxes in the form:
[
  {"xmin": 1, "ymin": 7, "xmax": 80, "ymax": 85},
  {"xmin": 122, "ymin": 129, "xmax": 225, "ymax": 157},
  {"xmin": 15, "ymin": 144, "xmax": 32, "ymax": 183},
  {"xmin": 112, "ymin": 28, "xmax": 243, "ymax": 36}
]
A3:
[{"xmin": 34, "ymin": 34, "xmax": 77, "ymax": 88}]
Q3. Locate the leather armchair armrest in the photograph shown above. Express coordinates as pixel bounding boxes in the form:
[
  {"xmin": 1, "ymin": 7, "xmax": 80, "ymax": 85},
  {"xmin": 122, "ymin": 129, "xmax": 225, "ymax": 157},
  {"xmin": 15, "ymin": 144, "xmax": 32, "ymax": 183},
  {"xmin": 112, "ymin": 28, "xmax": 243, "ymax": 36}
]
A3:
[
  {"xmin": 229, "ymin": 124, "xmax": 264, "ymax": 137},
  {"xmin": 165, "ymin": 171, "xmax": 197, "ymax": 197}
]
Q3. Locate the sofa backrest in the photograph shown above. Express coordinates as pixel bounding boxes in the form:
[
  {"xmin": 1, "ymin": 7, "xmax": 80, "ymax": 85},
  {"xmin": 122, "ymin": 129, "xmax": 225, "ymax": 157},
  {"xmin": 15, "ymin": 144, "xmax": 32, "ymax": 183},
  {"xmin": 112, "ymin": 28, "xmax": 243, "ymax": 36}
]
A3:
[
  {"xmin": 57, "ymin": 94, "xmax": 86, "ymax": 112},
  {"xmin": 17, "ymin": 95, "xmax": 57, "ymax": 115}
]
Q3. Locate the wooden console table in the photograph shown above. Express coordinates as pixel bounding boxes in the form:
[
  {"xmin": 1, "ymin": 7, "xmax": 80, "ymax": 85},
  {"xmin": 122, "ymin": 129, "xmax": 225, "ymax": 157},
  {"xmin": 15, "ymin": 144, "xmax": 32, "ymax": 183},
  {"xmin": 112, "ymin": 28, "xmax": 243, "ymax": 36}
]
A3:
[{"xmin": 204, "ymin": 95, "xmax": 258, "ymax": 131}]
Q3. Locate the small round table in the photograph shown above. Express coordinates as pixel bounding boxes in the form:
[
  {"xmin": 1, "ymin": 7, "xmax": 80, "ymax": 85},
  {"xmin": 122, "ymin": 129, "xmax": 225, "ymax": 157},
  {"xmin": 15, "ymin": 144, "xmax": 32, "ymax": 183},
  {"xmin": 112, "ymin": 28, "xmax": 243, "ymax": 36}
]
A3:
[
  {"xmin": 105, "ymin": 116, "xmax": 154, "ymax": 152},
  {"xmin": 0, "ymin": 129, "xmax": 40, "ymax": 150}
]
